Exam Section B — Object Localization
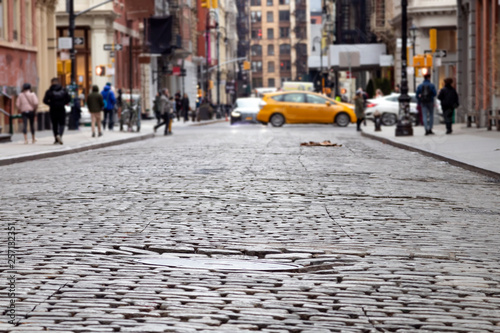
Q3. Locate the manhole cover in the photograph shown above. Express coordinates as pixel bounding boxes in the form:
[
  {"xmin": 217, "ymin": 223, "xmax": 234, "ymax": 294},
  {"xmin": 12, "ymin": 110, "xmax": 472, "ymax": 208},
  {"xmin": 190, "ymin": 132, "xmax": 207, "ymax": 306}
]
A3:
[{"xmin": 137, "ymin": 257, "xmax": 302, "ymax": 272}]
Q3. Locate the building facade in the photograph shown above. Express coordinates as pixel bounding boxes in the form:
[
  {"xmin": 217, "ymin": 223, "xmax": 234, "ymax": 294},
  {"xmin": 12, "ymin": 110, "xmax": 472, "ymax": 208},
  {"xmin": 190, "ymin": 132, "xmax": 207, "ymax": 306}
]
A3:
[
  {"xmin": 1, "ymin": 0, "xmax": 57, "ymax": 134},
  {"xmin": 248, "ymin": 0, "xmax": 310, "ymax": 89},
  {"xmin": 457, "ymin": 0, "xmax": 499, "ymax": 125},
  {"xmin": 55, "ymin": 0, "xmax": 143, "ymax": 103},
  {"xmin": 390, "ymin": 0, "xmax": 458, "ymax": 93}
]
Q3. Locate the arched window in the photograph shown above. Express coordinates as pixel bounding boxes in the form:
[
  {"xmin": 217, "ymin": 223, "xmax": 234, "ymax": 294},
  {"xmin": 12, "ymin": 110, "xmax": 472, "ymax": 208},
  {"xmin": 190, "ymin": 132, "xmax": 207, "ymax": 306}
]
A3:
[
  {"xmin": 251, "ymin": 44, "xmax": 262, "ymax": 56},
  {"xmin": 267, "ymin": 44, "xmax": 275, "ymax": 55},
  {"xmin": 279, "ymin": 44, "xmax": 291, "ymax": 55}
]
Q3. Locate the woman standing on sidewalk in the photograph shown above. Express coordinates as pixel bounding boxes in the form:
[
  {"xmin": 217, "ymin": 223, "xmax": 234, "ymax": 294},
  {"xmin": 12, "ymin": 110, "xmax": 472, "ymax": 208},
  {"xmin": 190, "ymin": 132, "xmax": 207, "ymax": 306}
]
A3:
[
  {"xmin": 87, "ymin": 85, "xmax": 104, "ymax": 137},
  {"xmin": 16, "ymin": 83, "xmax": 39, "ymax": 144}
]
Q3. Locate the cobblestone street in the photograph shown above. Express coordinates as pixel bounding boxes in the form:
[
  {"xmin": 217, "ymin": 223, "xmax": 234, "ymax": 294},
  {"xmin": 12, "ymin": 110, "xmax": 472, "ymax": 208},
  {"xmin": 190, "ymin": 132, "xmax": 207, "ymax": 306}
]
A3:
[{"xmin": 1, "ymin": 123, "xmax": 499, "ymax": 332}]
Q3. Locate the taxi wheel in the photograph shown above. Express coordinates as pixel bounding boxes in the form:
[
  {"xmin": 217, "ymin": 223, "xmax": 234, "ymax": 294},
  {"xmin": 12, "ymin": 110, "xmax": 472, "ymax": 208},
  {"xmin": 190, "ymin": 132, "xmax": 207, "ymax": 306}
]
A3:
[
  {"xmin": 335, "ymin": 112, "xmax": 350, "ymax": 127},
  {"xmin": 270, "ymin": 113, "xmax": 285, "ymax": 127}
]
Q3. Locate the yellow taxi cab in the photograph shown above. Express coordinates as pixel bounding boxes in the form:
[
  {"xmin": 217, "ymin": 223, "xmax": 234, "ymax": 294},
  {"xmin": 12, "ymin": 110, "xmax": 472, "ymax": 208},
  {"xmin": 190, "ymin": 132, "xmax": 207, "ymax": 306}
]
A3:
[{"xmin": 256, "ymin": 91, "xmax": 356, "ymax": 127}]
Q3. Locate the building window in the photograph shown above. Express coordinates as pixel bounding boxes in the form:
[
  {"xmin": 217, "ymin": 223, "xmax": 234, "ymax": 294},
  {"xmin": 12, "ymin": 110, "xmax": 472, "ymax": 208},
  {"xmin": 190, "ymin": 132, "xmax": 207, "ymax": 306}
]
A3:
[
  {"xmin": 279, "ymin": 27, "xmax": 289, "ymax": 38},
  {"xmin": 251, "ymin": 11, "xmax": 261, "ymax": 23},
  {"xmin": 268, "ymin": 61, "xmax": 275, "ymax": 73},
  {"xmin": 267, "ymin": 0, "xmax": 273, "ymax": 5},
  {"xmin": 251, "ymin": 44, "xmax": 262, "ymax": 56},
  {"xmin": 279, "ymin": 43, "xmax": 290, "ymax": 55},
  {"xmin": 252, "ymin": 61, "xmax": 262, "ymax": 72},
  {"xmin": 267, "ymin": 28, "xmax": 274, "ymax": 39},
  {"xmin": 252, "ymin": 77, "xmax": 263, "ymax": 88},
  {"xmin": 13, "ymin": 0, "xmax": 19, "ymax": 41},
  {"xmin": 296, "ymin": 28, "xmax": 306, "ymax": 40},
  {"xmin": 251, "ymin": 0, "xmax": 261, "ymax": 5},
  {"xmin": 279, "ymin": 0, "xmax": 289, "ymax": 4},
  {"xmin": 280, "ymin": 60, "xmax": 291, "ymax": 72},
  {"xmin": 268, "ymin": 44, "xmax": 275, "ymax": 55},
  {"xmin": 251, "ymin": 29, "xmax": 262, "ymax": 39},
  {"xmin": 268, "ymin": 78, "xmax": 275, "ymax": 87},
  {"xmin": 279, "ymin": 11, "xmax": 290, "ymax": 22},
  {"xmin": 24, "ymin": 0, "xmax": 32, "ymax": 45},
  {"xmin": 0, "ymin": 0, "xmax": 5, "ymax": 39},
  {"xmin": 267, "ymin": 11, "xmax": 274, "ymax": 23}
]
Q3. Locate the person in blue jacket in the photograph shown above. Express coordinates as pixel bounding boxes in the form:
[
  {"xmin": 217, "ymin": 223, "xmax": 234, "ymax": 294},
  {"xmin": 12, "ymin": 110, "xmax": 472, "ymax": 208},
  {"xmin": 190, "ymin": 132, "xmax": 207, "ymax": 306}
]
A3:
[
  {"xmin": 416, "ymin": 73, "xmax": 437, "ymax": 135},
  {"xmin": 101, "ymin": 83, "xmax": 117, "ymax": 130}
]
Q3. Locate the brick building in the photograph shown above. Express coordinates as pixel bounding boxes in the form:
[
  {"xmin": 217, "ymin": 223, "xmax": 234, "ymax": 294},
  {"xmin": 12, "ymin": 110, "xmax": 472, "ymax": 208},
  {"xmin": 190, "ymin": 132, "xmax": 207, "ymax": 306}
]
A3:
[{"xmin": 0, "ymin": 0, "xmax": 58, "ymax": 135}]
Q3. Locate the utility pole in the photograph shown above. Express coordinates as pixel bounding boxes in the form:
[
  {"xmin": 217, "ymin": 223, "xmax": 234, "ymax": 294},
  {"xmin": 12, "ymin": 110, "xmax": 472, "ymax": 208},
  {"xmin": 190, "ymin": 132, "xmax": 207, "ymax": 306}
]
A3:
[
  {"xmin": 68, "ymin": 0, "xmax": 113, "ymax": 129},
  {"xmin": 395, "ymin": 0, "xmax": 413, "ymax": 136},
  {"xmin": 216, "ymin": 29, "xmax": 221, "ymax": 118}
]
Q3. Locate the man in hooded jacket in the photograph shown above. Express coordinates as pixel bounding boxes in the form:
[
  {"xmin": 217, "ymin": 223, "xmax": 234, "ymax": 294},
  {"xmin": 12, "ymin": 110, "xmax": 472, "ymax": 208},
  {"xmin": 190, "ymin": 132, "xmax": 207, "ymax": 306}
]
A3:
[
  {"xmin": 101, "ymin": 83, "xmax": 117, "ymax": 130},
  {"xmin": 43, "ymin": 78, "xmax": 71, "ymax": 145}
]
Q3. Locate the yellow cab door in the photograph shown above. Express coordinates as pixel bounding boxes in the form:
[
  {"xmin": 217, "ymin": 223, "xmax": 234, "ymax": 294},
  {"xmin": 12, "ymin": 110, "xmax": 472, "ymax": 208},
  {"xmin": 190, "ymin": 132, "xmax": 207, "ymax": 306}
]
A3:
[
  {"xmin": 282, "ymin": 93, "xmax": 307, "ymax": 123},
  {"xmin": 304, "ymin": 93, "xmax": 334, "ymax": 123}
]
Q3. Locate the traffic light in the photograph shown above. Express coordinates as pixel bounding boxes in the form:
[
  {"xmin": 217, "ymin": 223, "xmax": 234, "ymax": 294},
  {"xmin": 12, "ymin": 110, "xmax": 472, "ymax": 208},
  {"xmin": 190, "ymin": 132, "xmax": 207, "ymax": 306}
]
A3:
[
  {"xmin": 95, "ymin": 65, "xmax": 106, "ymax": 76},
  {"xmin": 211, "ymin": 0, "xmax": 218, "ymax": 8},
  {"xmin": 243, "ymin": 61, "xmax": 251, "ymax": 71},
  {"xmin": 429, "ymin": 29, "xmax": 437, "ymax": 53},
  {"xmin": 201, "ymin": 0, "xmax": 210, "ymax": 8}
]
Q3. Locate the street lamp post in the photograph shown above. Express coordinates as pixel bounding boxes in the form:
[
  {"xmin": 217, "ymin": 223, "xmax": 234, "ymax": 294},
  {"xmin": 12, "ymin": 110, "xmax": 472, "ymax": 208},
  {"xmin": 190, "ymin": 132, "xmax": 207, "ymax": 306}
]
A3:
[
  {"xmin": 312, "ymin": 37, "xmax": 323, "ymax": 94},
  {"xmin": 409, "ymin": 24, "xmax": 418, "ymax": 92},
  {"xmin": 395, "ymin": 0, "xmax": 413, "ymax": 136}
]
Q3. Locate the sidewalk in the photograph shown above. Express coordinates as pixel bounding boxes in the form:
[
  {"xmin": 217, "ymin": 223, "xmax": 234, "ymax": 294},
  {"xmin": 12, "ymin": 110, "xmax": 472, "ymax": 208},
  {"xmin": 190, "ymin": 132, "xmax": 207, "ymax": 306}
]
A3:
[
  {"xmin": 361, "ymin": 123, "xmax": 500, "ymax": 179},
  {"xmin": 0, "ymin": 118, "xmax": 226, "ymax": 166}
]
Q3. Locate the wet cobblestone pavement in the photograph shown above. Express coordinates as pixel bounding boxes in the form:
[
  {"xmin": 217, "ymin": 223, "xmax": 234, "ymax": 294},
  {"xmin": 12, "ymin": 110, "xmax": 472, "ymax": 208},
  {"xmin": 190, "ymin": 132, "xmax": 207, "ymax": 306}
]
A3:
[{"xmin": 1, "ymin": 123, "xmax": 499, "ymax": 332}]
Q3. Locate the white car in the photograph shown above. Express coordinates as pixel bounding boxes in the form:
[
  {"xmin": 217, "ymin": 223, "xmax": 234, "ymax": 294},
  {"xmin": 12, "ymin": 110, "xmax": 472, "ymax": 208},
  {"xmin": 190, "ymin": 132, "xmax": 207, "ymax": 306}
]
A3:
[
  {"xmin": 65, "ymin": 105, "xmax": 91, "ymax": 125},
  {"xmin": 230, "ymin": 97, "xmax": 262, "ymax": 124},
  {"xmin": 364, "ymin": 93, "xmax": 442, "ymax": 126}
]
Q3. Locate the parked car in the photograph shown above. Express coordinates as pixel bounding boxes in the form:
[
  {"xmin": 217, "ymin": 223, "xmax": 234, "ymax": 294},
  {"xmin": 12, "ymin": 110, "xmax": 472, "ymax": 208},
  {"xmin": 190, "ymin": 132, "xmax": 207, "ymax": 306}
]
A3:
[
  {"xmin": 256, "ymin": 91, "xmax": 356, "ymax": 127},
  {"xmin": 365, "ymin": 93, "xmax": 443, "ymax": 126},
  {"xmin": 230, "ymin": 98, "xmax": 262, "ymax": 124}
]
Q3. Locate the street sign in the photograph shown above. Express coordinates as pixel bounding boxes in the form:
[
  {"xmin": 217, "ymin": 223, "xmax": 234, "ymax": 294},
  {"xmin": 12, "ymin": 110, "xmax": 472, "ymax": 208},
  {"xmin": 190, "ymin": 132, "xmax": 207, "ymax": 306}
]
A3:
[
  {"xmin": 74, "ymin": 37, "xmax": 84, "ymax": 45},
  {"xmin": 58, "ymin": 37, "xmax": 73, "ymax": 50},
  {"xmin": 109, "ymin": 51, "xmax": 116, "ymax": 58},
  {"xmin": 424, "ymin": 49, "xmax": 447, "ymax": 57},
  {"xmin": 103, "ymin": 44, "xmax": 123, "ymax": 51}
]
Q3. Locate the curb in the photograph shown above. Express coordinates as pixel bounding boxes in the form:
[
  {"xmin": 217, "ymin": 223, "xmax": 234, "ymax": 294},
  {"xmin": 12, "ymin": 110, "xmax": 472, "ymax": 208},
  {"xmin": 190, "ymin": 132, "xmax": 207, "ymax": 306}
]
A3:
[
  {"xmin": 189, "ymin": 119, "xmax": 228, "ymax": 126},
  {"xmin": 361, "ymin": 132, "xmax": 500, "ymax": 180},
  {"xmin": 0, "ymin": 133, "xmax": 154, "ymax": 167}
]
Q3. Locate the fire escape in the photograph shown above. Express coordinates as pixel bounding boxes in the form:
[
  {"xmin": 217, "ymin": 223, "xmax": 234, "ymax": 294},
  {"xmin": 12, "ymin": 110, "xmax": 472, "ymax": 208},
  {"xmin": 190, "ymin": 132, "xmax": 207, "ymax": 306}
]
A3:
[
  {"xmin": 294, "ymin": 0, "xmax": 308, "ymax": 80},
  {"xmin": 335, "ymin": 0, "xmax": 374, "ymax": 44}
]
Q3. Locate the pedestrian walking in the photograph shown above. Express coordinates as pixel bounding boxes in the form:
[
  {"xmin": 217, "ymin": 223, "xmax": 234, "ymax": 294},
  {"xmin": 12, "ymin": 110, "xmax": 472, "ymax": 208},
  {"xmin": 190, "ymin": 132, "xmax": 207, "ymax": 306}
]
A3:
[
  {"xmin": 16, "ymin": 83, "xmax": 39, "ymax": 144},
  {"xmin": 116, "ymin": 89, "xmax": 123, "ymax": 119},
  {"xmin": 182, "ymin": 93, "xmax": 190, "ymax": 122},
  {"xmin": 375, "ymin": 89, "xmax": 384, "ymax": 98},
  {"xmin": 175, "ymin": 91, "xmax": 182, "ymax": 121},
  {"xmin": 153, "ymin": 91, "xmax": 162, "ymax": 124},
  {"xmin": 416, "ymin": 73, "xmax": 437, "ymax": 135},
  {"xmin": 43, "ymin": 78, "xmax": 71, "ymax": 145},
  {"xmin": 437, "ymin": 78, "xmax": 460, "ymax": 135},
  {"xmin": 354, "ymin": 91, "xmax": 365, "ymax": 132},
  {"xmin": 87, "ymin": 85, "xmax": 104, "ymax": 137},
  {"xmin": 153, "ymin": 89, "xmax": 172, "ymax": 135},
  {"xmin": 101, "ymin": 83, "xmax": 116, "ymax": 130}
]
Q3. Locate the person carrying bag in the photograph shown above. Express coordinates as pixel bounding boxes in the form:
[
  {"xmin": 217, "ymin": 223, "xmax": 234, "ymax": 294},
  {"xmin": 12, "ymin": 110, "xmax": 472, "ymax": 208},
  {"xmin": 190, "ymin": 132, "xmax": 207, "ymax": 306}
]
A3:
[{"xmin": 16, "ymin": 83, "xmax": 39, "ymax": 144}]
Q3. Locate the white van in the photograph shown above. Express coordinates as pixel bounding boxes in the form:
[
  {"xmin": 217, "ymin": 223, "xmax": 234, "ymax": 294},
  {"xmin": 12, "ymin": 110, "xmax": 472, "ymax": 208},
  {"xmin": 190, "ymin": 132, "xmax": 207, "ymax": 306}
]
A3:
[{"xmin": 282, "ymin": 82, "xmax": 314, "ymax": 92}]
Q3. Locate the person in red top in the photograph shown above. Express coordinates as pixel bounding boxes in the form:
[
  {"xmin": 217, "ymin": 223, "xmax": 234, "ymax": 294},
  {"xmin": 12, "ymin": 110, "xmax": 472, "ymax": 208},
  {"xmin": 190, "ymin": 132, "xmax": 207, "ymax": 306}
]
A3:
[{"xmin": 16, "ymin": 83, "xmax": 39, "ymax": 144}]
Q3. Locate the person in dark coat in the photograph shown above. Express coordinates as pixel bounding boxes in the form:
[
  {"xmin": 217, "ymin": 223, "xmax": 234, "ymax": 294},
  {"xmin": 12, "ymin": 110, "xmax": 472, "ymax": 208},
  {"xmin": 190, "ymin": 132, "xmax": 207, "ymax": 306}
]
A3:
[
  {"xmin": 43, "ymin": 78, "xmax": 71, "ymax": 145},
  {"xmin": 182, "ymin": 93, "xmax": 190, "ymax": 122},
  {"xmin": 437, "ymin": 78, "xmax": 460, "ymax": 134},
  {"xmin": 354, "ymin": 91, "xmax": 365, "ymax": 132},
  {"xmin": 154, "ymin": 89, "xmax": 172, "ymax": 135},
  {"xmin": 87, "ymin": 85, "xmax": 104, "ymax": 137},
  {"xmin": 153, "ymin": 92, "xmax": 162, "ymax": 124},
  {"xmin": 175, "ymin": 91, "xmax": 182, "ymax": 121}
]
